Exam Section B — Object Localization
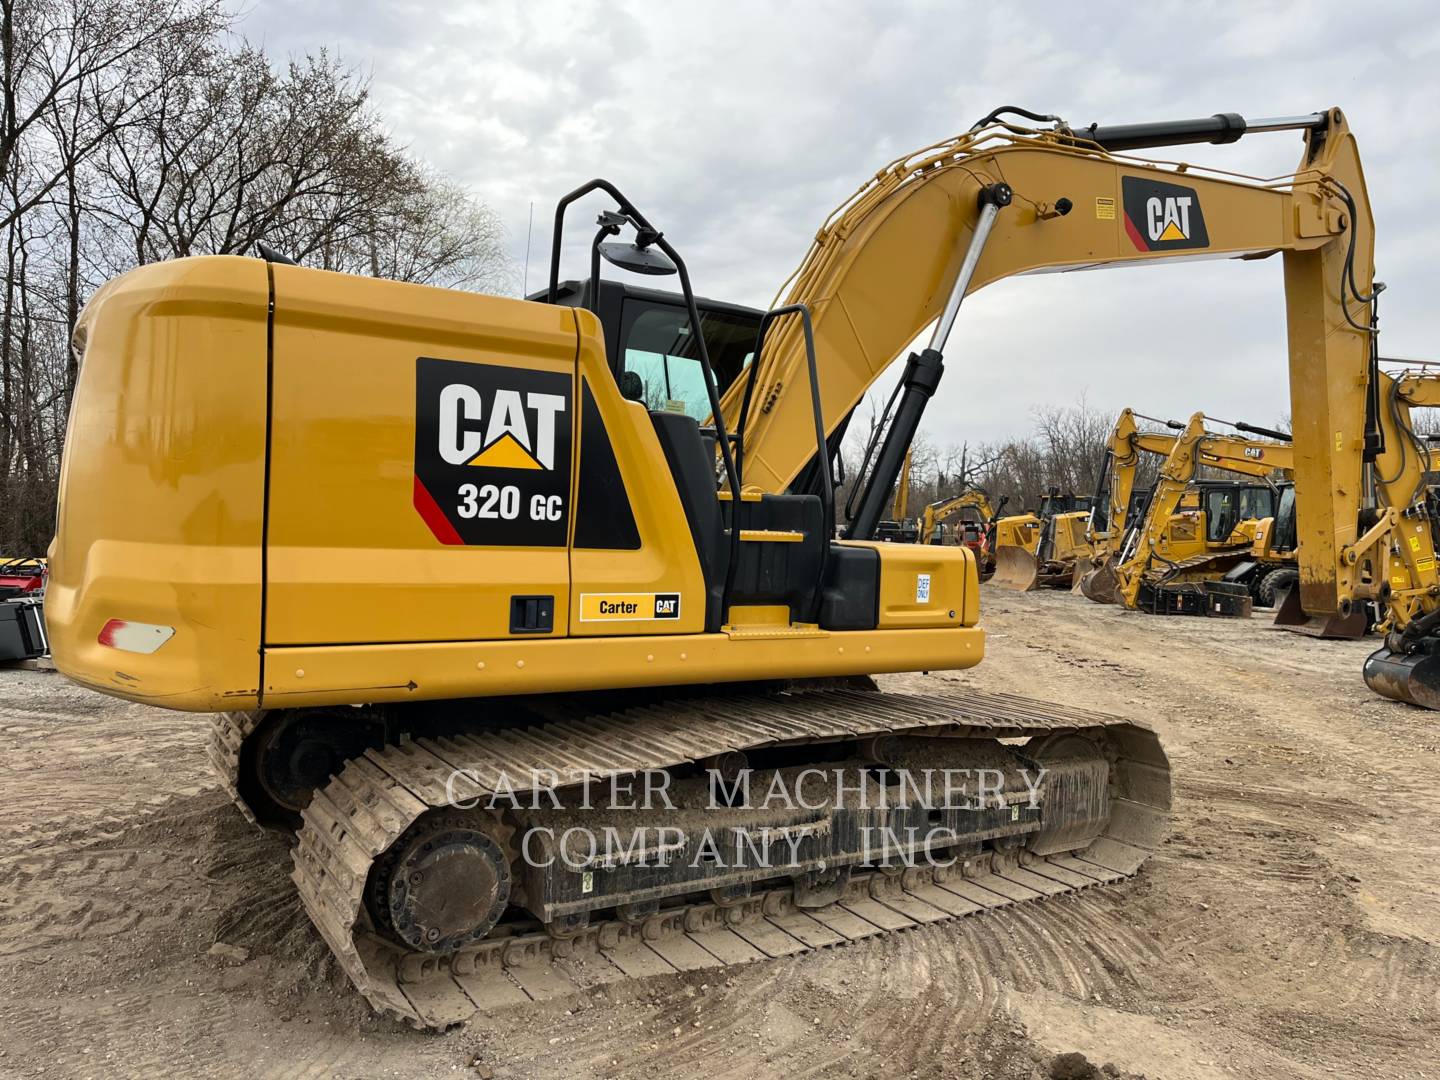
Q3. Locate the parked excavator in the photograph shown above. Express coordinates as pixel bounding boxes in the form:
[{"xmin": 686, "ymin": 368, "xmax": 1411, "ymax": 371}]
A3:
[
  {"xmin": 49, "ymin": 104, "xmax": 1408, "ymax": 1026},
  {"xmin": 1079, "ymin": 413, "xmax": 1295, "ymax": 614},
  {"xmin": 989, "ymin": 491, "xmax": 1096, "ymax": 591},
  {"xmin": 920, "ymin": 487, "xmax": 999, "ymax": 546},
  {"xmin": 919, "ymin": 488, "xmax": 1007, "ymax": 578}
]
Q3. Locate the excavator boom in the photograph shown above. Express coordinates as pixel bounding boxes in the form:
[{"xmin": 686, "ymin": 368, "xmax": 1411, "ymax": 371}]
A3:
[{"xmin": 724, "ymin": 109, "xmax": 1373, "ymax": 625}]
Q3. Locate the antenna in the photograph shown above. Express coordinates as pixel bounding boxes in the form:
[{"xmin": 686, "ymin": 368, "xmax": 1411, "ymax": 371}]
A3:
[{"xmin": 523, "ymin": 201, "xmax": 534, "ymax": 297}]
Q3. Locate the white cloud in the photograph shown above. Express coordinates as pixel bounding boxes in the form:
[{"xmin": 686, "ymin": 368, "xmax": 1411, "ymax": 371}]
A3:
[{"xmin": 243, "ymin": 0, "xmax": 1440, "ymax": 446}]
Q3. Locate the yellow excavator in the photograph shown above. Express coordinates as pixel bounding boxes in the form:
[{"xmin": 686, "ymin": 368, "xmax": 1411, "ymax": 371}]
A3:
[
  {"xmin": 989, "ymin": 491, "xmax": 1096, "ymax": 591},
  {"xmin": 48, "ymin": 105, "xmax": 1411, "ymax": 1025},
  {"xmin": 920, "ymin": 488, "xmax": 999, "ymax": 546},
  {"xmin": 1283, "ymin": 365, "xmax": 1440, "ymax": 643},
  {"xmin": 1080, "ymin": 413, "xmax": 1295, "ymax": 614}
]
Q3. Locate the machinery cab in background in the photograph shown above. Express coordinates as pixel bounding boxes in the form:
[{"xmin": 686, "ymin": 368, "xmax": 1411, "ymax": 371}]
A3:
[
  {"xmin": 873, "ymin": 519, "xmax": 921, "ymax": 544},
  {"xmin": 0, "ymin": 556, "xmax": 47, "ymax": 662},
  {"xmin": 1200, "ymin": 481, "xmax": 1276, "ymax": 546}
]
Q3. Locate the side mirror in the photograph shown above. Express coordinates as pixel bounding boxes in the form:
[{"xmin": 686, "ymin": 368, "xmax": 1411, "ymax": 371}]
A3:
[
  {"xmin": 618, "ymin": 370, "xmax": 645, "ymax": 402},
  {"xmin": 599, "ymin": 240, "xmax": 677, "ymax": 276}
]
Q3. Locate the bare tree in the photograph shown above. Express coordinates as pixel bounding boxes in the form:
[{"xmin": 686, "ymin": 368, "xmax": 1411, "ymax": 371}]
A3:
[{"xmin": 0, "ymin": 5, "xmax": 512, "ymax": 554}]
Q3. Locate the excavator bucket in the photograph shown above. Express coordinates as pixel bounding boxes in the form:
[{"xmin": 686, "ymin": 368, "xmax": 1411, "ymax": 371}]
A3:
[
  {"xmin": 1363, "ymin": 646, "xmax": 1440, "ymax": 708},
  {"xmin": 990, "ymin": 545, "xmax": 1041, "ymax": 591},
  {"xmin": 1272, "ymin": 585, "xmax": 1368, "ymax": 639},
  {"xmin": 1077, "ymin": 559, "xmax": 1121, "ymax": 604}
]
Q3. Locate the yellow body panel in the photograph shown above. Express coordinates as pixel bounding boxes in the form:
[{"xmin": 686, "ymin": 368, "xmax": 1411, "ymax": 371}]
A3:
[
  {"xmin": 993, "ymin": 515, "xmax": 1041, "ymax": 556},
  {"xmin": 265, "ymin": 265, "xmax": 579, "ymax": 644},
  {"xmin": 843, "ymin": 541, "xmax": 976, "ymax": 629},
  {"xmin": 260, "ymin": 625, "xmax": 983, "ymax": 709},
  {"xmin": 1050, "ymin": 511, "xmax": 1093, "ymax": 561},
  {"xmin": 48, "ymin": 258, "xmax": 982, "ymax": 711},
  {"xmin": 47, "ymin": 257, "xmax": 269, "ymax": 709}
]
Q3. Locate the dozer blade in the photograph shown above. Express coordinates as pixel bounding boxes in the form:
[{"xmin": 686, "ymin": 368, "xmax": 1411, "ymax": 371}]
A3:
[
  {"xmin": 1363, "ymin": 646, "xmax": 1440, "ymax": 709},
  {"xmin": 990, "ymin": 546, "xmax": 1041, "ymax": 591},
  {"xmin": 1077, "ymin": 560, "xmax": 1120, "ymax": 604},
  {"xmin": 1272, "ymin": 585, "xmax": 1367, "ymax": 639}
]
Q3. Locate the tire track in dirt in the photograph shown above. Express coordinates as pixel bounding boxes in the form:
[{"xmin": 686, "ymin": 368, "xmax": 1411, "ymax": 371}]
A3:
[{"xmin": 6, "ymin": 594, "xmax": 1440, "ymax": 1078}]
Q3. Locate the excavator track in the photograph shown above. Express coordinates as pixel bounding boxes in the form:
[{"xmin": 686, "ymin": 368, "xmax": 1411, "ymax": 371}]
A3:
[
  {"xmin": 207, "ymin": 710, "xmax": 265, "ymax": 828},
  {"xmin": 222, "ymin": 688, "xmax": 1174, "ymax": 1030}
]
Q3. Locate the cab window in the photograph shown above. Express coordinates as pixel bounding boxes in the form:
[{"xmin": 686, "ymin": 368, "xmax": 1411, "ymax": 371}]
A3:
[{"xmin": 619, "ymin": 303, "xmax": 758, "ymax": 420}]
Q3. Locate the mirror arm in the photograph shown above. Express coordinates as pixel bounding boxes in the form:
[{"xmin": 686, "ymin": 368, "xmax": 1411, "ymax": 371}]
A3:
[{"xmin": 546, "ymin": 179, "xmax": 740, "ymax": 507}]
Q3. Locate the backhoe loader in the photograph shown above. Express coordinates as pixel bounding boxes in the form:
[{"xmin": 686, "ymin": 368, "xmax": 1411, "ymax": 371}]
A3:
[
  {"xmin": 1079, "ymin": 413, "xmax": 1295, "ymax": 614},
  {"xmin": 990, "ymin": 491, "xmax": 1095, "ymax": 591},
  {"xmin": 1069, "ymin": 409, "xmax": 1181, "ymax": 590},
  {"xmin": 49, "ymin": 104, "xmax": 1414, "ymax": 1025}
]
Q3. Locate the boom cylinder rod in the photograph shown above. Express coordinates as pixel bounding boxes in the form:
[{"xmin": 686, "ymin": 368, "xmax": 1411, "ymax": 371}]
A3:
[
  {"xmin": 1074, "ymin": 111, "xmax": 1326, "ymax": 152},
  {"xmin": 845, "ymin": 183, "xmax": 1011, "ymax": 540},
  {"xmin": 928, "ymin": 185, "xmax": 1009, "ymax": 353}
]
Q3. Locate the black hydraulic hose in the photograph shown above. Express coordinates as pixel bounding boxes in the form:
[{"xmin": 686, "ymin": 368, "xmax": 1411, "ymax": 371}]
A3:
[
  {"xmin": 969, "ymin": 105, "xmax": 1061, "ymax": 131},
  {"xmin": 844, "ymin": 378, "xmax": 903, "ymax": 522},
  {"xmin": 1330, "ymin": 180, "xmax": 1383, "ymax": 335}
]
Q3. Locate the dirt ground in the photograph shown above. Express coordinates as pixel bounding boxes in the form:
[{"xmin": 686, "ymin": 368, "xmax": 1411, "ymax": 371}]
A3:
[{"xmin": 1, "ymin": 586, "xmax": 1437, "ymax": 1079}]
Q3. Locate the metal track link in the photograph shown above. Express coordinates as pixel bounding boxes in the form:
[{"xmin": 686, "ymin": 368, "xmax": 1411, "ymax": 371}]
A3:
[
  {"xmin": 208, "ymin": 711, "xmax": 264, "ymax": 827},
  {"xmin": 288, "ymin": 688, "xmax": 1170, "ymax": 1029}
]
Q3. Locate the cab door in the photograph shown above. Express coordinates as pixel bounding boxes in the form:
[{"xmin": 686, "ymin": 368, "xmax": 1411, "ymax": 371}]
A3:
[{"xmin": 264, "ymin": 266, "xmax": 577, "ymax": 645}]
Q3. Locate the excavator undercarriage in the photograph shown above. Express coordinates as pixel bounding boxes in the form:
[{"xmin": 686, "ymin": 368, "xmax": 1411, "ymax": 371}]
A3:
[{"xmin": 211, "ymin": 683, "xmax": 1167, "ymax": 1028}]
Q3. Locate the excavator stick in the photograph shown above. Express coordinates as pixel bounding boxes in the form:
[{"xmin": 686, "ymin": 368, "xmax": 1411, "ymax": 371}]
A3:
[
  {"xmin": 990, "ymin": 545, "xmax": 1041, "ymax": 591},
  {"xmin": 1362, "ymin": 647, "xmax": 1440, "ymax": 708},
  {"xmin": 1272, "ymin": 586, "xmax": 1368, "ymax": 639}
]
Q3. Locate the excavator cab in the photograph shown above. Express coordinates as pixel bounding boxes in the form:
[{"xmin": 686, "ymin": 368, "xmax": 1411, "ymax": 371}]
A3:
[
  {"xmin": 535, "ymin": 278, "xmax": 762, "ymax": 414},
  {"xmin": 1201, "ymin": 483, "xmax": 1275, "ymax": 545}
]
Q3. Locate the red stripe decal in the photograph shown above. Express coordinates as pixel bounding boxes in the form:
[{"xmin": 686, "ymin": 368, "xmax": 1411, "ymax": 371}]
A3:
[
  {"xmin": 1123, "ymin": 212, "xmax": 1149, "ymax": 252},
  {"xmin": 413, "ymin": 476, "xmax": 464, "ymax": 545}
]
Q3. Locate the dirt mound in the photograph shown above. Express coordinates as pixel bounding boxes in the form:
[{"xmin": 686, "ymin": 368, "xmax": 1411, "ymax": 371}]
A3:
[{"xmin": 1050, "ymin": 1051, "xmax": 1147, "ymax": 1080}]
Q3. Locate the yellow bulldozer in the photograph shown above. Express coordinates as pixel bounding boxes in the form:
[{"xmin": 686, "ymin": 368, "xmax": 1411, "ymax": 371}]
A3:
[
  {"xmin": 989, "ymin": 490, "xmax": 1097, "ymax": 591},
  {"xmin": 48, "ymin": 105, "xmax": 1408, "ymax": 1024}
]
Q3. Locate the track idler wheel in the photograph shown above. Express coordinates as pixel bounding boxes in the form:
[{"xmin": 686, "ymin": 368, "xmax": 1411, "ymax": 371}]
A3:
[
  {"xmin": 1363, "ymin": 646, "xmax": 1440, "ymax": 709},
  {"xmin": 367, "ymin": 812, "xmax": 512, "ymax": 953},
  {"xmin": 242, "ymin": 709, "xmax": 387, "ymax": 828}
]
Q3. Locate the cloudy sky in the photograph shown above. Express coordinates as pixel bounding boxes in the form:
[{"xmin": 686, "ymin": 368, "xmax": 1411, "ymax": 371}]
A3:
[{"xmin": 246, "ymin": 0, "xmax": 1439, "ymax": 448}]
